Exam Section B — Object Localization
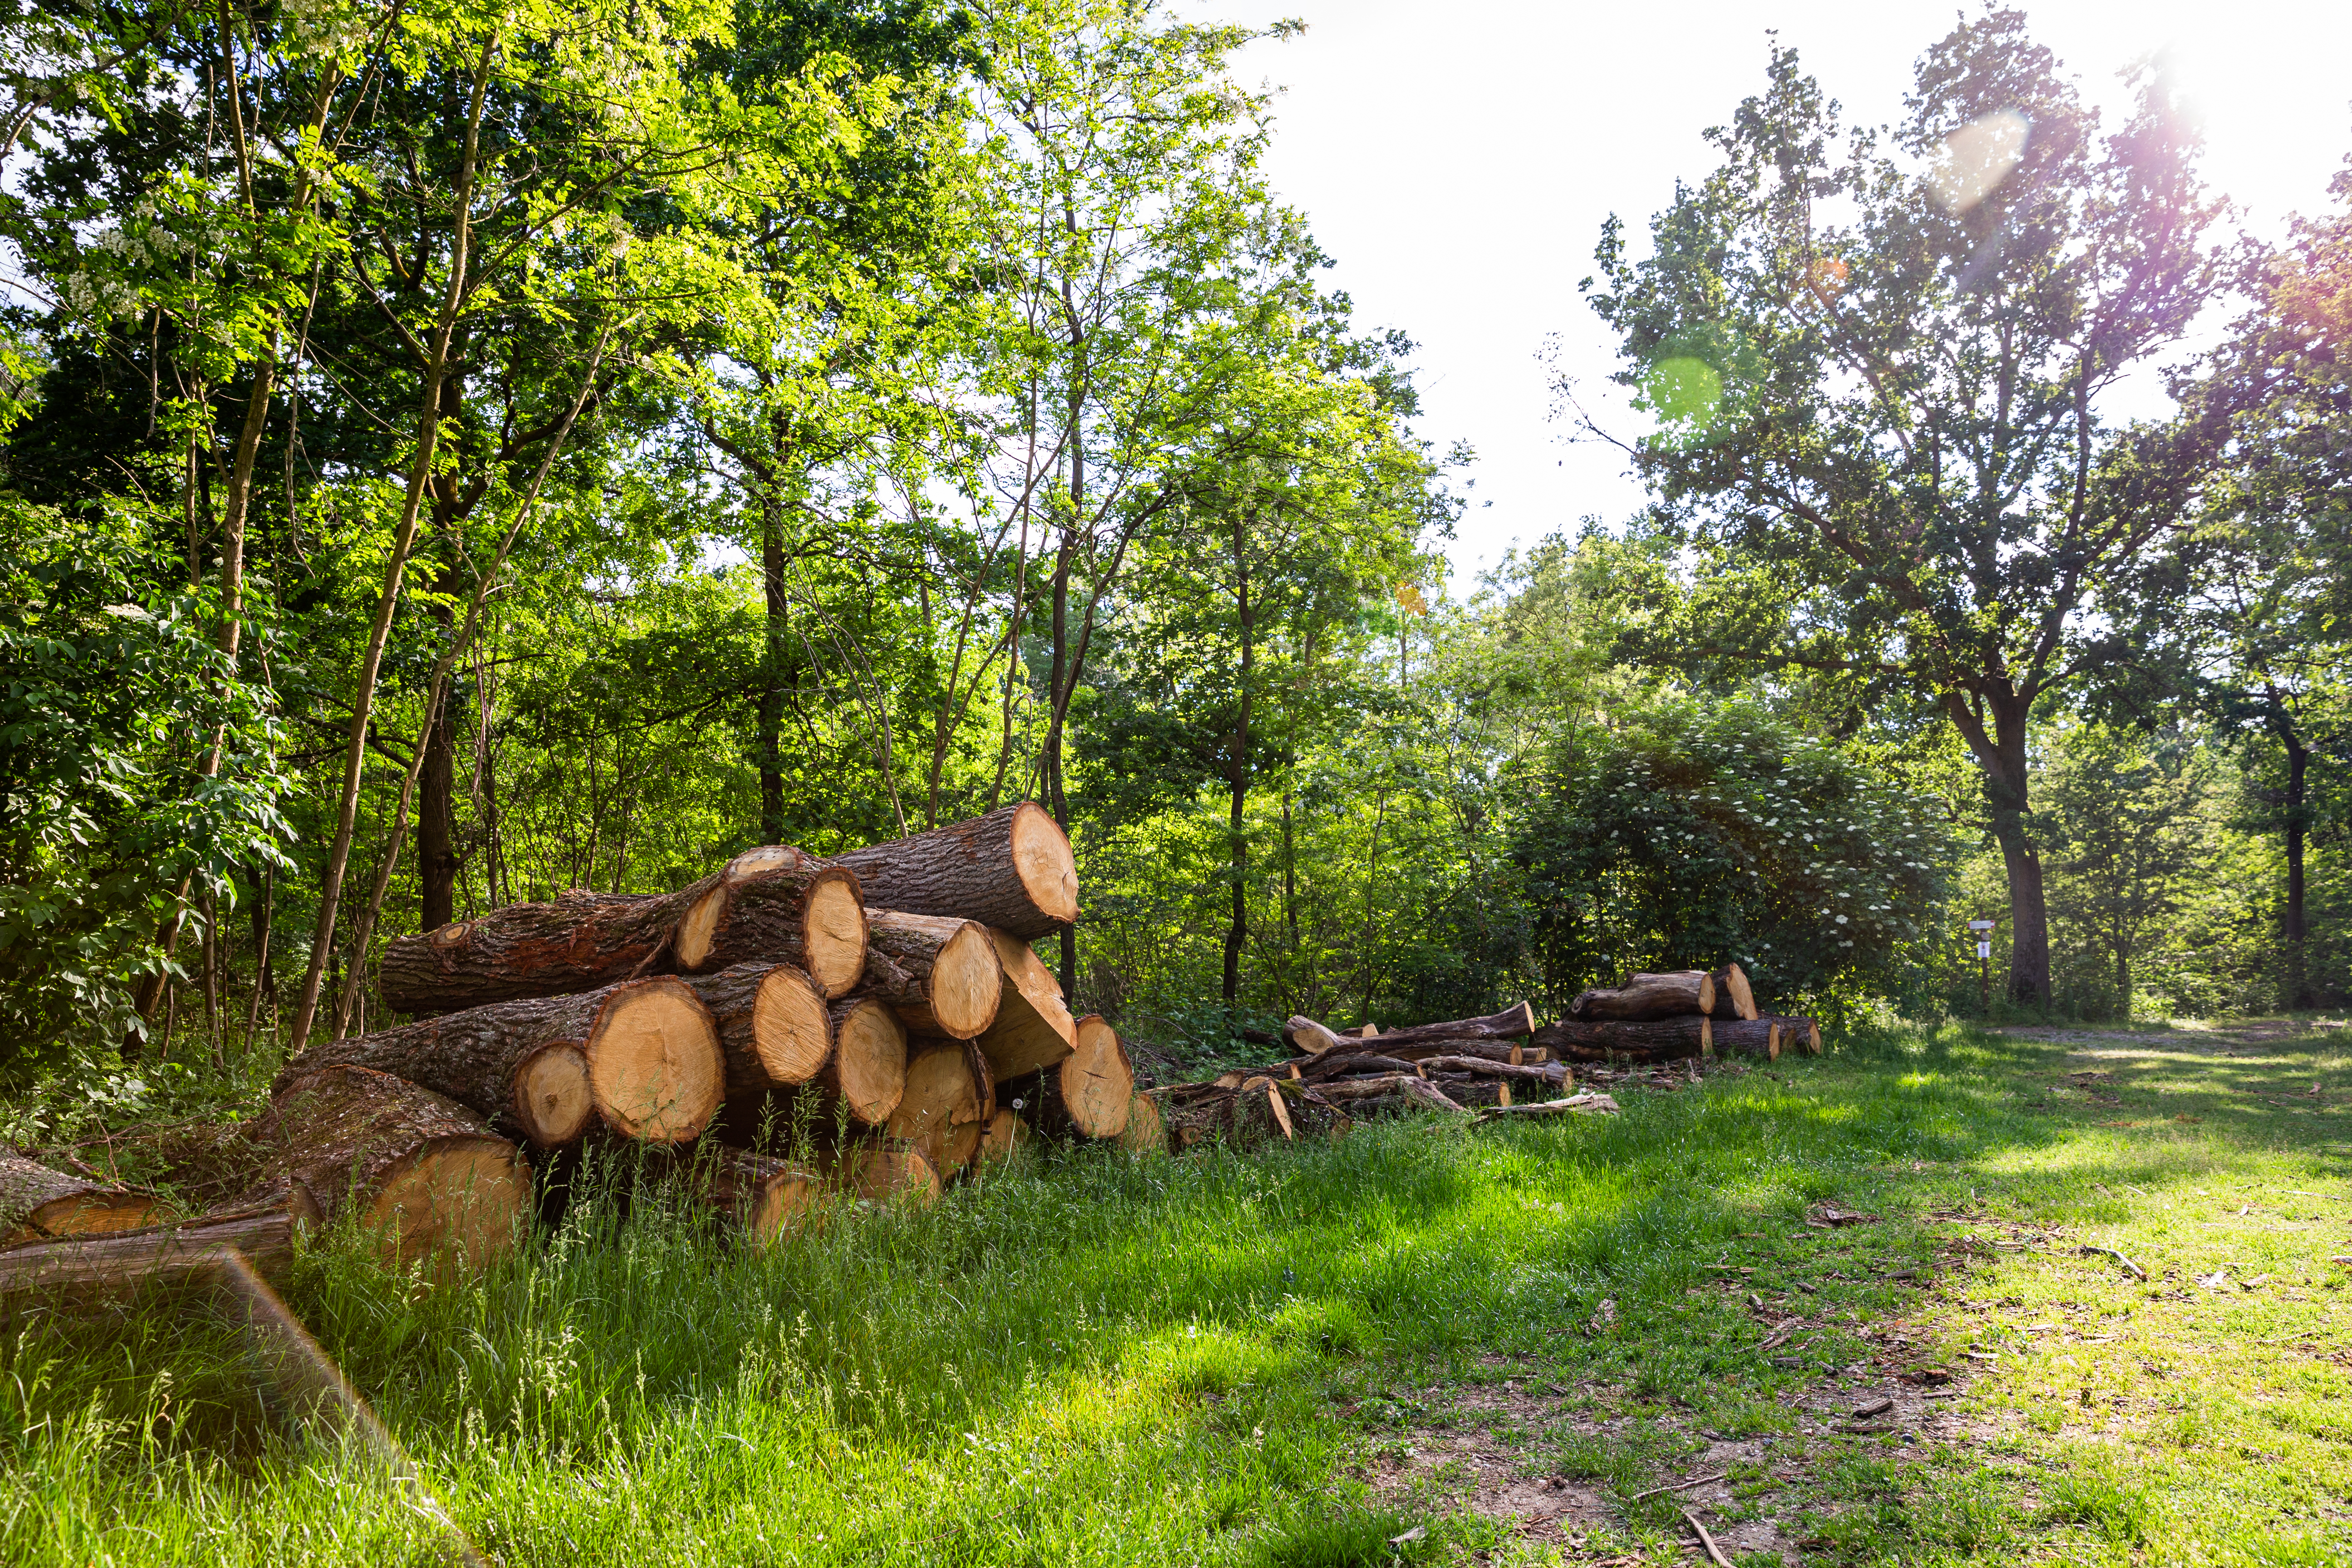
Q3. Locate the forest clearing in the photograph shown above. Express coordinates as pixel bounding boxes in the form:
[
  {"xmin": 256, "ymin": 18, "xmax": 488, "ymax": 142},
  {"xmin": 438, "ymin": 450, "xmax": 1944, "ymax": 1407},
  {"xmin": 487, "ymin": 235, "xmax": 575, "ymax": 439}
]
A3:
[{"xmin": 5, "ymin": 0, "xmax": 2351, "ymax": 1561}]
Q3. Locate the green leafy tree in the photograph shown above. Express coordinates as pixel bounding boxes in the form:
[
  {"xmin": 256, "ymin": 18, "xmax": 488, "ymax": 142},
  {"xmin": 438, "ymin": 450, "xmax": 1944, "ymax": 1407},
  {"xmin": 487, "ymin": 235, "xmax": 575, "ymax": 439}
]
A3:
[{"xmin": 1579, "ymin": 11, "xmax": 2231, "ymax": 1004}]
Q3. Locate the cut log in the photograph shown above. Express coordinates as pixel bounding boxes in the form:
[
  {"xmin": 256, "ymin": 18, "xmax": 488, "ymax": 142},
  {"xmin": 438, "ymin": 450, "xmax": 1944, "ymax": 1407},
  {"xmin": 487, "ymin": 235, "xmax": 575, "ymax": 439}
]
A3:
[
  {"xmin": 245, "ymin": 1065, "xmax": 531, "ymax": 1274},
  {"xmin": 1568, "ymin": 971, "xmax": 1715, "ymax": 1022},
  {"xmin": 279, "ymin": 976, "xmax": 725, "ymax": 1147},
  {"xmin": 887, "ymin": 1039, "xmax": 994, "ymax": 1175},
  {"xmin": 1762, "ymin": 1014, "xmax": 1822, "ymax": 1054},
  {"xmin": 821, "ymin": 996, "xmax": 910, "ymax": 1127},
  {"xmin": 377, "ymin": 848, "xmax": 866, "ymax": 1013},
  {"xmin": 1116, "ymin": 1093, "xmax": 1166, "ymax": 1154},
  {"xmin": 1300, "ymin": 1051, "xmax": 1426, "ymax": 1081},
  {"xmin": 1531, "ymin": 1016, "xmax": 1712, "ymax": 1061},
  {"xmin": 1156, "ymin": 1075, "xmax": 1292, "ymax": 1150},
  {"xmin": 1708, "ymin": 963, "xmax": 1759, "ymax": 1021},
  {"xmin": 1286, "ymin": 1002, "xmax": 1534, "ymax": 1056},
  {"xmin": 862, "ymin": 910, "xmax": 1002, "ymax": 1039},
  {"xmin": 1709, "ymin": 1018, "xmax": 1783, "ymax": 1060},
  {"xmin": 1432, "ymin": 1076, "xmax": 1508, "ymax": 1108},
  {"xmin": 1, "ymin": 1152, "xmax": 165, "ymax": 1244},
  {"xmin": 1021, "ymin": 1014, "xmax": 1133, "ymax": 1139},
  {"xmin": 1477, "ymin": 1093, "xmax": 1620, "ymax": 1120},
  {"xmin": 682, "ymin": 961, "xmax": 832, "ymax": 1096},
  {"xmin": 976, "ymin": 928, "xmax": 1077, "ymax": 1081},
  {"xmin": 673, "ymin": 848, "xmax": 869, "ymax": 998},
  {"xmin": 0, "ymin": 1203, "xmax": 313, "ymax": 1298},
  {"xmin": 1317, "ymin": 1038, "xmax": 1527, "ymax": 1068},
  {"xmin": 1294, "ymin": 1073, "xmax": 1467, "ymax": 1114},
  {"xmin": 837, "ymin": 1141, "xmax": 941, "ymax": 1205},
  {"xmin": 826, "ymin": 802, "xmax": 1078, "ymax": 939},
  {"xmin": 1416, "ymin": 1055, "xmax": 1571, "ymax": 1088},
  {"xmin": 667, "ymin": 1145, "xmax": 824, "ymax": 1245},
  {"xmin": 977, "ymin": 1108, "xmax": 1026, "ymax": 1164}
]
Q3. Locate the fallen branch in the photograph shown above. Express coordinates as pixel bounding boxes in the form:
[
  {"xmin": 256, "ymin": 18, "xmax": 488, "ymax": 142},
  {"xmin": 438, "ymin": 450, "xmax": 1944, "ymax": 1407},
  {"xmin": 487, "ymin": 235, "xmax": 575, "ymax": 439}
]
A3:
[
  {"xmin": 1475, "ymin": 1093, "xmax": 1619, "ymax": 1121},
  {"xmin": 1630, "ymin": 1472, "xmax": 1728, "ymax": 1501}
]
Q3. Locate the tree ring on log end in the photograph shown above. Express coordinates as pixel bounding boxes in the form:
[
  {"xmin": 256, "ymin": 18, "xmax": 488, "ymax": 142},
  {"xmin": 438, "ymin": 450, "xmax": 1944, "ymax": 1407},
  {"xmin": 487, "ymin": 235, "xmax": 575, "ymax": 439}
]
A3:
[
  {"xmin": 745, "ymin": 1167, "xmax": 824, "ymax": 1244},
  {"xmin": 512, "ymin": 1043, "xmax": 593, "ymax": 1146},
  {"xmin": 753, "ymin": 966, "xmax": 831, "ymax": 1084},
  {"xmin": 675, "ymin": 887, "xmax": 729, "ymax": 972},
  {"xmin": 362, "ymin": 1137, "xmax": 529, "ymax": 1278},
  {"xmin": 588, "ymin": 978, "xmax": 723, "ymax": 1143},
  {"xmin": 727, "ymin": 844, "xmax": 806, "ymax": 881},
  {"xmin": 1011, "ymin": 802, "xmax": 1079, "ymax": 925},
  {"xmin": 830, "ymin": 998, "xmax": 908, "ymax": 1125},
  {"xmin": 803, "ymin": 872, "xmax": 867, "ymax": 997},
  {"xmin": 925, "ymin": 923, "xmax": 1002, "ymax": 1039},
  {"xmin": 1116, "ymin": 1093, "xmax": 1166, "ymax": 1153},
  {"xmin": 430, "ymin": 920, "xmax": 473, "ymax": 948},
  {"xmin": 845, "ymin": 1142, "xmax": 940, "ymax": 1205}
]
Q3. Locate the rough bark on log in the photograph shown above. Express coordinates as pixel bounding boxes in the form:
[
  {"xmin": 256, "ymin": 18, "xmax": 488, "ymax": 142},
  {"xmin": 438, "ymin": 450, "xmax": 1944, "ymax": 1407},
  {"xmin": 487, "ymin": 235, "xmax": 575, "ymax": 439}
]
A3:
[
  {"xmin": 0, "ymin": 1202, "xmax": 314, "ymax": 1297},
  {"xmin": 836, "ymin": 1140, "xmax": 941, "ymax": 1205},
  {"xmin": 1305, "ymin": 1074, "xmax": 1468, "ymax": 1113},
  {"xmin": 279, "ymin": 976, "xmax": 724, "ymax": 1147},
  {"xmin": 826, "ymin": 802, "xmax": 1078, "ymax": 939},
  {"xmin": 1, "ymin": 1152, "xmax": 165, "ymax": 1244},
  {"xmin": 674, "ymin": 848, "xmax": 869, "ymax": 998},
  {"xmin": 1328, "ymin": 1038, "xmax": 1529, "ymax": 1068},
  {"xmin": 1019, "ymin": 1014, "xmax": 1132, "ymax": 1139},
  {"xmin": 1431, "ymin": 1075, "xmax": 1509, "ymax": 1108},
  {"xmin": 1708, "ymin": 1018, "xmax": 1783, "ymax": 1061},
  {"xmin": 245, "ymin": 1065, "xmax": 531, "ymax": 1274},
  {"xmin": 1299, "ymin": 1051, "xmax": 1426, "ymax": 1080},
  {"xmin": 976, "ymin": 928, "xmax": 1077, "ymax": 1081},
  {"xmin": 862, "ymin": 910, "xmax": 1002, "ymax": 1039},
  {"xmin": 1116, "ymin": 1093, "xmax": 1166, "ymax": 1153},
  {"xmin": 1477, "ymin": 1093, "xmax": 1620, "ymax": 1120},
  {"xmin": 1761, "ymin": 1014, "xmax": 1822, "ymax": 1054},
  {"xmin": 1568, "ymin": 971, "xmax": 1715, "ymax": 1022},
  {"xmin": 664, "ymin": 1145, "xmax": 823, "ymax": 1245},
  {"xmin": 1416, "ymin": 1055, "xmax": 1570, "ymax": 1087},
  {"xmin": 1286, "ymin": 1002, "xmax": 1535, "ymax": 1056},
  {"xmin": 888, "ymin": 1038, "xmax": 994, "ymax": 1176},
  {"xmin": 1532, "ymin": 1016, "xmax": 1712, "ymax": 1061},
  {"xmin": 1707, "ymin": 963, "xmax": 1759, "ymax": 1020},
  {"xmin": 682, "ymin": 962, "xmax": 832, "ymax": 1096}
]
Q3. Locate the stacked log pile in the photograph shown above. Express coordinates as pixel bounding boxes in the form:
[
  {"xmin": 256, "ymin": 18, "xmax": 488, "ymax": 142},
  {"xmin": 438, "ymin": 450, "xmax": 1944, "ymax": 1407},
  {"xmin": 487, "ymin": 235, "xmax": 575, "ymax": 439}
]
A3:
[
  {"xmin": 1533, "ymin": 964, "xmax": 1822, "ymax": 1064},
  {"xmin": 2, "ymin": 804, "xmax": 1120, "ymax": 1295}
]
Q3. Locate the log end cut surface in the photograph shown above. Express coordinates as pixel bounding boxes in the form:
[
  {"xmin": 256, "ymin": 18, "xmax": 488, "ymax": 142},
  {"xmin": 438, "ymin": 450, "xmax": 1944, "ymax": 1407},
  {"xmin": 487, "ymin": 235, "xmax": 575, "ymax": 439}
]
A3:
[
  {"xmin": 1011, "ymin": 801, "xmax": 1080, "ymax": 925},
  {"xmin": 1117, "ymin": 1093, "xmax": 1166, "ymax": 1153},
  {"xmin": 365, "ymin": 1138, "xmax": 531, "ymax": 1275},
  {"xmin": 845, "ymin": 1144, "xmax": 940, "ymax": 1205},
  {"xmin": 743, "ymin": 1167, "xmax": 824, "ymax": 1245},
  {"xmin": 804, "ymin": 873, "xmax": 868, "ymax": 997},
  {"xmin": 890, "ymin": 1042, "xmax": 987, "ymax": 1172},
  {"xmin": 830, "ymin": 998, "xmax": 909, "ymax": 1125},
  {"xmin": 927, "ymin": 922, "xmax": 1003, "ymax": 1039},
  {"xmin": 513, "ymin": 1044, "xmax": 593, "ymax": 1147},
  {"xmin": 978, "ymin": 1107, "xmax": 1024, "ymax": 1163},
  {"xmin": 1058, "ymin": 1016, "xmax": 1134, "ymax": 1139},
  {"xmin": 590, "ymin": 979, "xmax": 724, "ymax": 1143},
  {"xmin": 752, "ymin": 966, "xmax": 833, "ymax": 1084}
]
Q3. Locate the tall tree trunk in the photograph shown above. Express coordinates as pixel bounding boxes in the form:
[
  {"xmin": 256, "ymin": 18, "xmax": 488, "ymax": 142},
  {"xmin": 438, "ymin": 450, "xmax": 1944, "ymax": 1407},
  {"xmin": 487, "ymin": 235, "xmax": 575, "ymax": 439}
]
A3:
[
  {"xmin": 2282, "ymin": 717, "xmax": 2311, "ymax": 1009},
  {"xmin": 1951, "ymin": 689, "xmax": 2052, "ymax": 1008},
  {"xmin": 1222, "ymin": 514, "xmax": 1252, "ymax": 1007},
  {"xmin": 1048, "ymin": 524, "xmax": 1077, "ymax": 996},
  {"xmin": 760, "ymin": 496, "xmax": 789, "ymax": 844},
  {"xmin": 419, "ymin": 648, "xmax": 460, "ymax": 932}
]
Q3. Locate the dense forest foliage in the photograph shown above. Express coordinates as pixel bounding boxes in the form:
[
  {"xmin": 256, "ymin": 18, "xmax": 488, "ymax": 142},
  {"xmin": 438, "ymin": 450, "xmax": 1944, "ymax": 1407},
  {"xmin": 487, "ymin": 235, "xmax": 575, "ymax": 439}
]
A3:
[{"xmin": 1, "ymin": 0, "xmax": 2345, "ymax": 1119}]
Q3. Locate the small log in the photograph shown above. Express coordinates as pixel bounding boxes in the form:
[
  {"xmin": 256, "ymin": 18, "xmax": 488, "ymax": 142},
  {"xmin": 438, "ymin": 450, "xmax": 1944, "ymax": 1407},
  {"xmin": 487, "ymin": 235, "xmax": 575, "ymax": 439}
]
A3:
[
  {"xmin": 0, "ymin": 1203, "xmax": 313, "ymax": 1298},
  {"xmin": 1017, "ymin": 1014, "xmax": 1133, "ymax": 1140},
  {"xmin": 1336, "ymin": 1039, "xmax": 1529, "ymax": 1068},
  {"xmin": 820, "ymin": 995, "xmax": 911, "ymax": 1127},
  {"xmin": 1763, "ymin": 1014, "xmax": 1822, "ymax": 1054},
  {"xmin": 1156, "ymin": 1076, "xmax": 1291, "ymax": 1150},
  {"xmin": 665, "ymin": 1145, "xmax": 824, "ymax": 1245},
  {"xmin": 1709, "ymin": 1018, "xmax": 1783, "ymax": 1060},
  {"xmin": 673, "ymin": 848, "xmax": 869, "ymax": 998},
  {"xmin": 1286, "ymin": 1002, "xmax": 1535, "ymax": 1056},
  {"xmin": 1707, "ymin": 964, "xmax": 1759, "ymax": 1020},
  {"xmin": 1116, "ymin": 1093, "xmax": 1166, "ymax": 1153},
  {"xmin": 975, "ymin": 928, "xmax": 1077, "ymax": 1081},
  {"xmin": 1299, "ymin": 1051, "xmax": 1425, "ymax": 1080},
  {"xmin": 279, "ymin": 976, "xmax": 725, "ymax": 1147},
  {"xmin": 863, "ymin": 910, "xmax": 1002, "ymax": 1039},
  {"xmin": 1416, "ymin": 1055, "xmax": 1570, "ymax": 1087},
  {"xmin": 888, "ymin": 1039, "xmax": 994, "ymax": 1176},
  {"xmin": 826, "ymin": 802, "xmax": 1078, "ymax": 939},
  {"xmin": 245, "ymin": 1065, "xmax": 532, "ymax": 1275},
  {"xmin": 837, "ymin": 1140, "xmax": 941, "ymax": 1205},
  {"xmin": 682, "ymin": 962, "xmax": 832, "ymax": 1097},
  {"xmin": 1308, "ymin": 1074, "xmax": 1469, "ymax": 1113},
  {"xmin": 1, "ymin": 1152, "xmax": 165, "ymax": 1244},
  {"xmin": 1477, "ymin": 1093, "xmax": 1620, "ymax": 1120},
  {"xmin": 1568, "ymin": 971, "xmax": 1715, "ymax": 1022}
]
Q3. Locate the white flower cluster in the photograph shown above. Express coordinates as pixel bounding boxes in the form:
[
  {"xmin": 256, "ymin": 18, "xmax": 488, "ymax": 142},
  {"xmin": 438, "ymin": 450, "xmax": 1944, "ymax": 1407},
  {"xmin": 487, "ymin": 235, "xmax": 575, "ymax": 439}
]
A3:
[{"xmin": 59, "ymin": 269, "xmax": 143, "ymax": 322}]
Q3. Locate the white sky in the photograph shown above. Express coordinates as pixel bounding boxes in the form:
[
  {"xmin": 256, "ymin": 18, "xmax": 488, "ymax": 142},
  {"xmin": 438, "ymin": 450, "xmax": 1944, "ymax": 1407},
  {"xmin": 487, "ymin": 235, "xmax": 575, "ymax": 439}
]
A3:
[{"xmin": 1204, "ymin": 1, "xmax": 2352, "ymax": 588}]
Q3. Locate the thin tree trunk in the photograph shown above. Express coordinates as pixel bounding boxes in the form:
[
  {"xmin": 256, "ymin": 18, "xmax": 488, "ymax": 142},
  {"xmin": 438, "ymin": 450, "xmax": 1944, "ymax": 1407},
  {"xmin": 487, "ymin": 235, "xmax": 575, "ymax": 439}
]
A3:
[
  {"xmin": 760, "ymin": 496, "xmax": 789, "ymax": 843},
  {"xmin": 1222, "ymin": 511, "xmax": 1253, "ymax": 1007},
  {"xmin": 244, "ymin": 862, "xmax": 274, "ymax": 1049},
  {"xmin": 2283, "ymin": 718, "xmax": 2311, "ymax": 1009},
  {"xmin": 419, "ymin": 620, "xmax": 461, "ymax": 932},
  {"xmin": 1951, "ymin": 688, "xmax": 2051, "ymax": 1008}
]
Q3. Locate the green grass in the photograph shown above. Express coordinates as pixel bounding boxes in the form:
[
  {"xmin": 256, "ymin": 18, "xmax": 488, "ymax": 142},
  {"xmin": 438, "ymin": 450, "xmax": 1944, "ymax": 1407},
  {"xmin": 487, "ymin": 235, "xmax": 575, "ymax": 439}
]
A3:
[{"xmin": 5, "ymin": 1019, "xmax": 2350, "ymax": 1565}]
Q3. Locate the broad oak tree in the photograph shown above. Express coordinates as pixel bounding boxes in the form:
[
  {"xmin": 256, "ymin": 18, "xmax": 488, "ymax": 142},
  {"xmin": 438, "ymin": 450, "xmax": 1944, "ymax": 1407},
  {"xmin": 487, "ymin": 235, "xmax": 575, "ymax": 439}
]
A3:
[{"xmin": 1580, "ymin": 10, "xmax": 2229, "ymax": 1004}]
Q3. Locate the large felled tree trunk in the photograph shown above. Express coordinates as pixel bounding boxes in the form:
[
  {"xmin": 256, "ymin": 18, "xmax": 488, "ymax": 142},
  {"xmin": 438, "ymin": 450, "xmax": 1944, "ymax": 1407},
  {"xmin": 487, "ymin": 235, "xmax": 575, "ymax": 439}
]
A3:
[
  {"xmin": 0, "ymin": 1152, "xmax": 164, "ymax": 1244},
  {"xmin": 1017, "ymin": 1014, "xmax": 1132, "ymax": 1140},
  {"xmin": 377, "ymin": 848, "xmax": 865, "ymax": 1013},
  {"xmin": 1533, "ymin": 1016, "xmax": 1711, "ymax": 1060},
  {"xmin": 827, "ymin": 803, "xmax": 1078, "ymax": 940},
  {"xmin": 278, "ymin": 976, "xmax": 724, "ymax": 1147},
  {"xmin": 862, "ymin": 910, "xmax": 1002, "ymax": 1039},
  {"xmin": 681, "ymin": 962, "xmax": 832, "ymax": 1097},
  {"xmin": 0, "ymin": 1205, "xmax": 313, "ymax": 1297},
  {"xmin": 1706, "ymin": 964, "xmax": 1759, "ymax": 1020},
  {"xmin": 975, "ymin": 929, "xmax": 1077, "ymax": 1081},
  {"xmin": 1569, "ymin": 971, "xmax": 1714, "ymax": 1021},
  {"xmin": 245, "ymin": 1065, "xmax": 531, "ymax": 1275},
  {"xmin": 1286, "ymin": 1002, "xmax": 1534, "ymax": 1055}
]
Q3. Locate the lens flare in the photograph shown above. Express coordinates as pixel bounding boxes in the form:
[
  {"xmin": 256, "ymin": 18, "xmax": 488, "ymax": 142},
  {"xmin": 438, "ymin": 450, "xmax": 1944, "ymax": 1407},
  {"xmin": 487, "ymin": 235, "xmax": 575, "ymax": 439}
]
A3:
[{"xmin": 1927, "ymin": 110, "xmax": 2029, "ymax": 214}]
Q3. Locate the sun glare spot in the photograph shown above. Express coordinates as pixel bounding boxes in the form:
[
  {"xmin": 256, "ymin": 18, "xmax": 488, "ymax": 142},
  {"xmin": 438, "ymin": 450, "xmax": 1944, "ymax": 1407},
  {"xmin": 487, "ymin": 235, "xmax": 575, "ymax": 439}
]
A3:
[{"xmin": 1928, "ymin": 110, "xmax": 2030, "ymax": 214}]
